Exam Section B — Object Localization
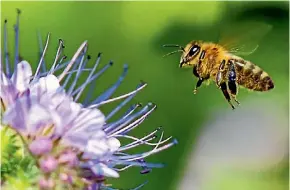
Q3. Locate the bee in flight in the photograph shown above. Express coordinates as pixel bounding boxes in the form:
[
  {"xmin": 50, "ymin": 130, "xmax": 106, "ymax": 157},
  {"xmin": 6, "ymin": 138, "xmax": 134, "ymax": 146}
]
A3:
[{"xmin": 162, "ymin": 22, "xmax": 274, "ymax": 109}]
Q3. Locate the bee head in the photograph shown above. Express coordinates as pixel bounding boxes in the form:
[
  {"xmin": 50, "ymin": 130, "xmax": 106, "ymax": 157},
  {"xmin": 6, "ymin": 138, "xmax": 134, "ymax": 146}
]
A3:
[
  {"xmin": 163, "ymin": 41, "xmax": 201, "ymax": 68},
  {"xmin": 179, "ymin": 41, "xmax": 201, "ymax": 68}
]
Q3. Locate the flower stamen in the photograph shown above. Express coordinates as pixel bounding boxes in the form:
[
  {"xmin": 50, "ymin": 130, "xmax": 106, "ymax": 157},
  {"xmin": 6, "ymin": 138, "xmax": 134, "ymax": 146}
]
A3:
[
  {"xmin": 67, "ymin": 47, "xmax": 88, "ymax": 95},
  {"xmin": 74, "ymin": 53, "xmax": 102, "ymax": 101},
  {"xmin": 58, "ymin": 41, "xmax": 88, "ymax": 82},
  {"xmin": 89, "ymin": 82, "xmax": 147, "ymax": 108},
  {"xmin": 4, "ymin": 19, "xmax": 11, "ymax": 76},
  {"xmin": 34, "ymin": 33, "xmax": 50, "ymax": 80},
  {"xmin": 49, "ymin": 39, "xmax": 65, "ymax": 75},
  {"xmin": 37, "ymin": 31, "xmax": 47, "ymax": 73},
  {"xmin": 105, "ymin": 83, "xmax": 144, "ymax": 121},
  {"xmin": 14, "ymin": 9, "xmax": 21, "ymax": 68},
  {"xmin": 91, "ymin": 64, "xmax": 129, "ymax": 105}
]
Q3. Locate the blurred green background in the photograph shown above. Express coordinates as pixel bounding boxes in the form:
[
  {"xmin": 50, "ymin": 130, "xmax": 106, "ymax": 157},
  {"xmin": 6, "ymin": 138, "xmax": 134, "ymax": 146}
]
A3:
[{"xmin": 1, "ymin": 1, "xmax": 289, "ymax": 190}]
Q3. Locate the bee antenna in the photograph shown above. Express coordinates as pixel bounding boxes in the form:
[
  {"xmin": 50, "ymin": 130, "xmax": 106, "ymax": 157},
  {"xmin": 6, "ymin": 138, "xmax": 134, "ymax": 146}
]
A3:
[
  {"xmin": 162, "ymin": 50, "xmax": 184, "ymax": 58},
  {"xmin": 162, "ymin": 44, "xmax": 185, "ymax": 52}
]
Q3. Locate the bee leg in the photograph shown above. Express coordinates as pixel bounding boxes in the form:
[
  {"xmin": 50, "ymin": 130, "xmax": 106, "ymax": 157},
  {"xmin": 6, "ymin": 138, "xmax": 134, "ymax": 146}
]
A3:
[
  {"xmin": 194, "ymin": 78, "xmax": 204, "ymax": 94},
  {"xmin": 193, "ymin": 51, "xmax": 207, "ymax": 94},
  {"xmin": 228, "ymin": 82, "xmax": 240, "ymax": 105},
  {"xmin": 228, "ymin": 61, "xmax": 240, "ymax": 105},
  {"xmin": 193, "ymin": 64, "xmax": 200, "ymax": 78},
  {"xmin": 216, "ymin": 60, "xmax": 226, "ymax": 87},
  {"xmin": 220, "ymin": 82, "xmax": 235, "ymax": 110},
  {"xmin": 193, "ymin": 65, "xmax": 202, "ymax": 94}
]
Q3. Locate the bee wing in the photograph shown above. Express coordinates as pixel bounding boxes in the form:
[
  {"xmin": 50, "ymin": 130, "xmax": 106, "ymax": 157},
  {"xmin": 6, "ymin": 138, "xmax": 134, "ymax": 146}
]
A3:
[{"xmin": 218, "ymin": 21, "xmax": 272, "ymax": 56}]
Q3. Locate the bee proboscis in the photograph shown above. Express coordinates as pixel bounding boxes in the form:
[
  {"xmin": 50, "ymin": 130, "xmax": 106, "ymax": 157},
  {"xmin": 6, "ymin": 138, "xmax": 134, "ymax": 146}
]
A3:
[{"xmin": 163, "ymin": 22, "xmax": 274, "ymax": 109}]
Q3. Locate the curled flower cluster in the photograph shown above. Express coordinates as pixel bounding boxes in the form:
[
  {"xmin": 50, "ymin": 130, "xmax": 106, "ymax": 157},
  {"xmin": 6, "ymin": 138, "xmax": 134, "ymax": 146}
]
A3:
[{"xmin": 1, "ymin": 9, "xmax": 177, "ymax": 189}]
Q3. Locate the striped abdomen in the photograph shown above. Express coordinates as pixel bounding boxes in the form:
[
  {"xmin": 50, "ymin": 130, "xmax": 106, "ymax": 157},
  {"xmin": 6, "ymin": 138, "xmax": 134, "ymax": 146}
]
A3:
[{"xmin": 233, "ymin": 58, "xmax": 274, "ymax": 91}]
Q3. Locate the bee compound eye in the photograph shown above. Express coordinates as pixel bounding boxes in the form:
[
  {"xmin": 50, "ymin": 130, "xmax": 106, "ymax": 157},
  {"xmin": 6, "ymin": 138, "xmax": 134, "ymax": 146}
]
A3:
[{"xmin": 188, "ymin": 45, "xmax": 200, "ymax": 56}]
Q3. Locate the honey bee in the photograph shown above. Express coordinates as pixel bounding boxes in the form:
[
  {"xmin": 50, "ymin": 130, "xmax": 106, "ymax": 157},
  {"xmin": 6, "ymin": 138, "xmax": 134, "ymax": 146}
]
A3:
[{"xmin": 163, "ymin": 22, "xmax": 274, "ymax": 109}]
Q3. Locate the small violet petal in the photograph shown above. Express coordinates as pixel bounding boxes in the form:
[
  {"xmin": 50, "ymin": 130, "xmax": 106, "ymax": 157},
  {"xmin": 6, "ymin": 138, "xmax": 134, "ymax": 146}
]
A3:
[
  {"xmin": 107, "ymin": 137, "xmax": 121, "ymax": 153},
  {"xmin": 85, "ymin": 131, "xmax": 109, "ymax": 157},
  {"xmin": 11, "ymin": 61, "xmax": 32, "ymax": 92},
  {"xmin": 91, "ymin": 163, "xmax": 120, "ymax": 178},
  {"xmin": 30, "ymin": 74, "xmax": 61, "ymax": 97}
]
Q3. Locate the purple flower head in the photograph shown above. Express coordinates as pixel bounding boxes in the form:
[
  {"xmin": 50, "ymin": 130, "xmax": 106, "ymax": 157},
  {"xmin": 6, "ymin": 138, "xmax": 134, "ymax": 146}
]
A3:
[
  {"xmin": 40, "ymin": 156, "xmax": 58, "ymax": 173},
  {"xmin": 58, "ymin": 150, "xmax": 79, "ymax": 167},
  {"xmin": 29, "ymin": 137, "xmax": 53, "ymax": 156},
  {"xmin": 1, "ymin": 9, "xmax": 177, "ymax": 189},
  {"xmin": 59, "ymin": 173, "xmax": 73, "ymax": 184},
  {"xmin": 39, "ymin": 177, "xmax": 55, "ymax": 190}
]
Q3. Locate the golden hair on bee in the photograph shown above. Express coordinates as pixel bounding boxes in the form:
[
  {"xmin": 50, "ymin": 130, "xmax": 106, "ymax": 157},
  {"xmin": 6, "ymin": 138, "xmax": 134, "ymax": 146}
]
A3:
[{"xmin": 162, "ymin": 22, "xmax": 274, "ymax": 110}]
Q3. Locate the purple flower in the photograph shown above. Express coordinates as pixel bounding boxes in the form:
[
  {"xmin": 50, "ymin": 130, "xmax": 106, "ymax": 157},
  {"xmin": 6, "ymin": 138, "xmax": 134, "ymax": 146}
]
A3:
[
  {"xmin": 1, "ymin": 9, "xmax": 177, "ymax": 189},
  {"xmin": 39, "ymin": 178, "xmax": 55, "ymax": 189},
  {"xmin": 29, "ymin": 137, "xmax": 53, "ymax": 156},
  {"xmin": 58, "ymin": 150, "xmax": 79, "ymax": 167},
  {"xmin": 40, "ymin": 156, "xmax": 58, "ymax": 173}
]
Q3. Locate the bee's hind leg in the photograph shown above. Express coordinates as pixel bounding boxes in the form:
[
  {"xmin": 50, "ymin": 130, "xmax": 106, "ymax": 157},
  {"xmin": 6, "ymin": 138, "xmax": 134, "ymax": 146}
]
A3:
[
  {"xmin": 220, "ymin": 82, "xmax": 235, "ymax": 110},
  {"xmin": 228, "ymin": 82, "xmax": 240, "ymax": 105},
  {"xmin": 228, "ymin": 61, "xmax": 241, "ymax": 105}
]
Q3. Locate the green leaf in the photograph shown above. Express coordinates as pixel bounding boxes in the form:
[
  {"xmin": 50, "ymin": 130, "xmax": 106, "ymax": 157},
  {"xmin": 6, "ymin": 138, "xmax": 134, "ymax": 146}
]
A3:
[{"xmin": 1, "ymin": 126, "xmax": 38, "ymax": 185}]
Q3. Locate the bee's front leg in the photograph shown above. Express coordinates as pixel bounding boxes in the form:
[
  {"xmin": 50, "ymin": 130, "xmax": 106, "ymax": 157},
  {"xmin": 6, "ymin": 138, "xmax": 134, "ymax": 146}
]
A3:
[
  {"xmin": 193, "ymin": 50, "xmax": 206, "ymax": 94},
  {"xmin": 193, "ymin": 65, "xmax": 202, "ymax": 94},
  {"xmin": 194, "ymin": 78, "xmax": 204, "ymax": 94},
  {"xmin": 227, "ymin": 61, "xmax": 240, "ymax": 105}
]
